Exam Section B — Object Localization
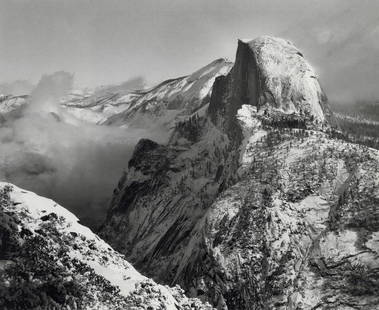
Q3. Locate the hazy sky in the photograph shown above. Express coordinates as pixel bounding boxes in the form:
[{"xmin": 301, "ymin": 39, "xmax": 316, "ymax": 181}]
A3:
[{"xmin": 1, "ymin": 0, "xmax": 379, "ymax": 101}]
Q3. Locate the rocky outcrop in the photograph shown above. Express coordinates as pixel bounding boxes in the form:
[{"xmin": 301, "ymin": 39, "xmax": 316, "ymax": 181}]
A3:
[
  {"xmin": 0, "ymin": 94, "xmax": 28, "ymax": 123},
  {"xmin": 0, "ymin": 183, "xmax": 212, "ymax": 309},
  {"xmin": 100, "ymin": 119, "xmax": 239, "ymax": 283},
  {"xmin": 181, "ymin": 129, "xmax": 379, "ymax": 309},
  {"xmin": 100, "ymin": 36, "xmax": 379, "ymax": 309}
]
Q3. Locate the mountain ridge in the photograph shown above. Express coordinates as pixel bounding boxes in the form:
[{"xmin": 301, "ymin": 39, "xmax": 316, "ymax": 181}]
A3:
[
  {"xmin": 100, "ymin": 36, "xmax": 379, "ymax": 309},
  {"xmin": 0, "ymin": 59, "xmax": 233, "ymax": 132}
]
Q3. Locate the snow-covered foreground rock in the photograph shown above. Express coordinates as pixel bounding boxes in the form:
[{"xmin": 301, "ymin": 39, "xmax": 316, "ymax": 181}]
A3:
[
  {"xmin": 100, "ymin": 36, "xmax": 379, "ymax": 309},
  {"xmin": 0, "ymin": 183, "xmax": 212, "ymax": 309}
]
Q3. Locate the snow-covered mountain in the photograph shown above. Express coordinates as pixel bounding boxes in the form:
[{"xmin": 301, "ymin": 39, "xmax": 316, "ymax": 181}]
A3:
[
  {"xmin": 0, "ymin": 59, "xmax": 232, "ymax": 132},
  {"xmin": 99, "ymin": 58, "xmax": 233, "ymax": 129},
  {"xmin": 0, "ymin": 182, "xmax": 212, "ymax": 309},
  {"xmin": 99, "ymin": 36, "xmax": 379, "ymax": 309},
  {"xmin": 60, "ymin": 58, "xmax": 232, "ymax": 129},
  {"xmin": 0, "ymin": 59, "xmax": 233, "ymax": 232}
]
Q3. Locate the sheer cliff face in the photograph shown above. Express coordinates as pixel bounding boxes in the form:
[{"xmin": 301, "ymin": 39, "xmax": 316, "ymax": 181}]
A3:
[
  {"xmin": 100, "ymin": 36, "xmax": 379, "ymax": 309},
  {"xmin": 208, "ymin": 39, "xmax": 259, "ymax": 142}
]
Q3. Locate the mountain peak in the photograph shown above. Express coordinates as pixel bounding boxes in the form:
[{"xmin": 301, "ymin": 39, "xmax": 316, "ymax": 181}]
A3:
[
  {"xmin": 100, "ymin": 36, "xmax": 379, "ymax": 309},
  {"xmin": 209, "ymin": 36, "xmax": 333, "ymax": 134}
]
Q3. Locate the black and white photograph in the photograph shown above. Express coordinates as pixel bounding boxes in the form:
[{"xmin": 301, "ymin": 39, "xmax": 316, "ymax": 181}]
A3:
[{"xmin": 0, "ymin": 1, "xmax": 378, "ymax": 309}]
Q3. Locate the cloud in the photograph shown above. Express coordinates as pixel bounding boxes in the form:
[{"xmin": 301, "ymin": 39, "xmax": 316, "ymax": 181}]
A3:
[
  {"xmin": 0, "ymin": 80, "xmax": 34, "ymax": 96},
  {"xmin": 2, "ymin": 0, "xmax": 379, "ymax": 102},
  {"xmin": 0, "ymin": 72, "xmax": 167, "ymax": 228}
]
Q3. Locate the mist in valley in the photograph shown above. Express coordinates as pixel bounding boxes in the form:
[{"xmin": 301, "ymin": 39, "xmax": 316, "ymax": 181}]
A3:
[{"xmin": 0, "ymin": 71, "xmax": 167, "ymax": 228}]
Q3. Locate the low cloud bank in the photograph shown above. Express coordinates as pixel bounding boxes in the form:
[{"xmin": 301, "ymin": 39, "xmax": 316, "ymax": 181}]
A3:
[{"xmin": 0, "ymin": 72, "xmax": 167, "ymax": 228}]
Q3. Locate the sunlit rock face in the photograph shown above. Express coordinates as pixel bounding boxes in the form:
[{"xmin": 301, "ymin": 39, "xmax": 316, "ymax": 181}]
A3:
[
  {"xmin": 100, "ymin": 36, "xmax": 379, "ymax": 309},
  {"xmin": 246, "ymin": 36, "xmax": 329, "ymax": 121}
]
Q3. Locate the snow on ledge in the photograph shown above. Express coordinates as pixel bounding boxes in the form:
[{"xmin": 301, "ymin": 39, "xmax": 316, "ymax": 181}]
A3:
[{"xmin": 0, "ymin": 182, "xmax": 182, "ymax": 308}]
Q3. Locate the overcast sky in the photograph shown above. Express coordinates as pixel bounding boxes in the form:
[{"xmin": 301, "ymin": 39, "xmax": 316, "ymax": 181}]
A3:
[{"xmin": 1, "ymin": 0, "xmax": 379, "ymax": 101}]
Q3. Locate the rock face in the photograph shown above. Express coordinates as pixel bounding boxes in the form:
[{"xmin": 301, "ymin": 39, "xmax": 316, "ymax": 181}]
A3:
[
  {"xmin": 0, "ymin": 182, "xmax": 212, "ymax": 309},
  {"xmin": 100, "ymin": 36, "xmax": 379, "ymax": 309}
]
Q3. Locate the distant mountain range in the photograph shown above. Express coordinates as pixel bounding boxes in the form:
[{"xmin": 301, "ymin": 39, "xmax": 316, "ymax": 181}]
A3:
[{"xmin": 1, "ymin": 58, "xmax": 232, "ymax": 133}]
